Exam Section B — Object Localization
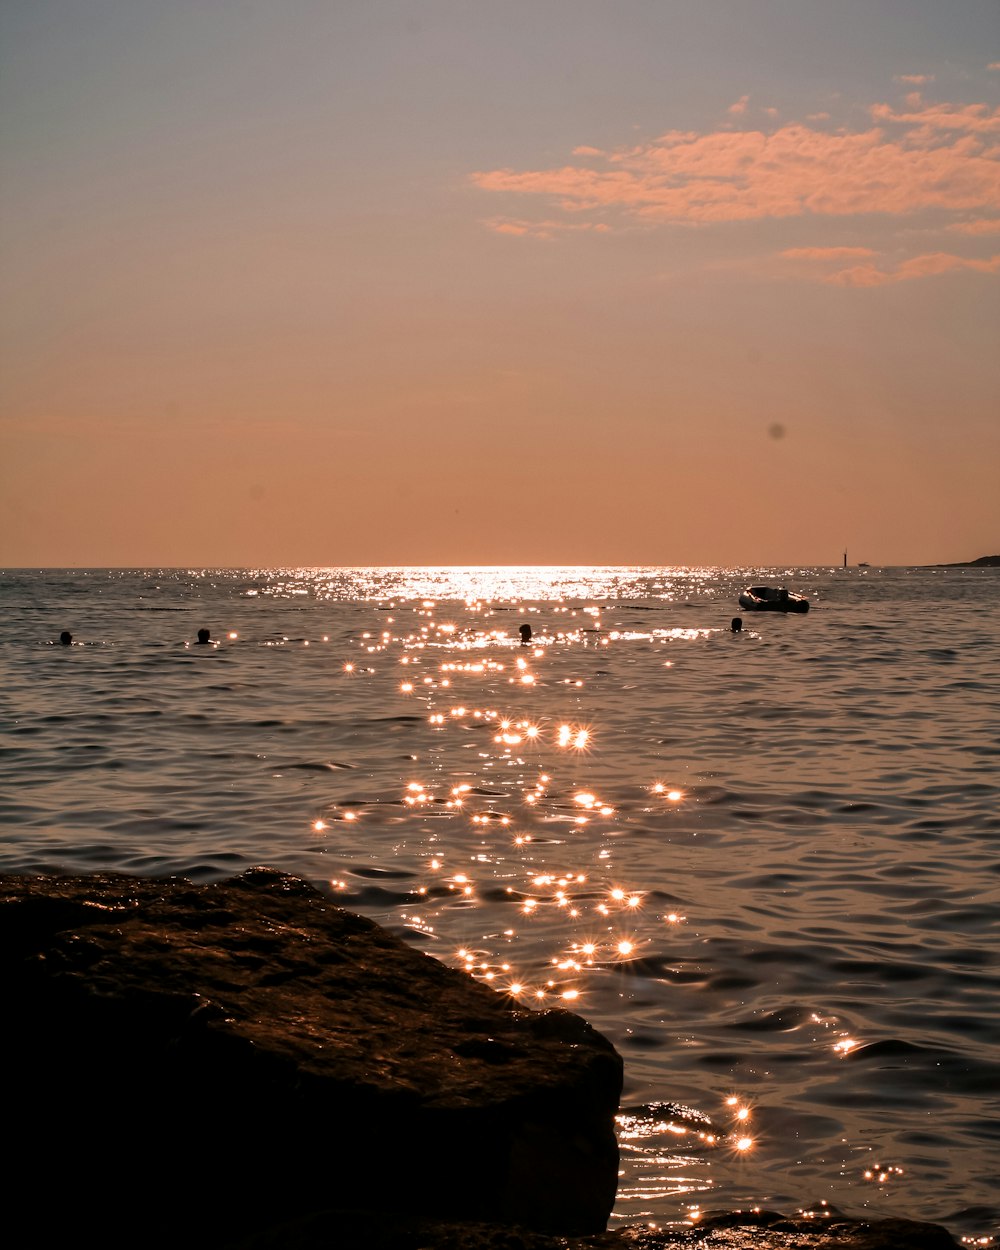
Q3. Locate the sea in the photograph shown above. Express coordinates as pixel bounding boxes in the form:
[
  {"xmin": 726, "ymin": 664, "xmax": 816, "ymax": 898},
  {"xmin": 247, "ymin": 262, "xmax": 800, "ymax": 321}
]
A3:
[{"xmin": 2, "ymin": 565, "xmax": 997, "ymax": 1243}]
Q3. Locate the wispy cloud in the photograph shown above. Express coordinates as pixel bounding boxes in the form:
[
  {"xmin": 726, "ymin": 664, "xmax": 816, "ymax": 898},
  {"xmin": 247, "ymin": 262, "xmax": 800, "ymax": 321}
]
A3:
[
  {"xmin": 871, "ymin": 93, "xmax": 1000, "ymax": 137},
  {"xmin": 894, "ymin": 73, "xmax": 935, "ymax": 85},
  {"xmin": 472, "ymin": 91, "xmax": 1000, "ymax": 279},
  {"xmin": 831, "ymin": 252, "xmax": 1000, "ymax": 285},
  {"xmin": 785, "ymin": 249, "xmax": 1000, "ymax": 286},
  {"xmin": 484, "ymin": 217, "xmax": 611, "ymax": 240},
  {"xmin": 947, "ymin": 217, "xmax": 1000, "ymax": 234},
  {"xmin": 781, "ymin": 246, "xmax": 878, "ymax": 260}
]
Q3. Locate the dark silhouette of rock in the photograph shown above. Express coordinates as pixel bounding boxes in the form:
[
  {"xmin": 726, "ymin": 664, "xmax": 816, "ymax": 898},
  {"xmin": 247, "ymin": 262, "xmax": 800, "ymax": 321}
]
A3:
[
  {"xmin": 1, "ymin": 868, "xmax": 623, "ymax": 1249},
  {"xmin": 0, "ymin": 869, "xmax": 960, "ymax": 1250},
  {"xmin": 232, "ymin": 1207, "xmax": 960, "ymax": 1248}
]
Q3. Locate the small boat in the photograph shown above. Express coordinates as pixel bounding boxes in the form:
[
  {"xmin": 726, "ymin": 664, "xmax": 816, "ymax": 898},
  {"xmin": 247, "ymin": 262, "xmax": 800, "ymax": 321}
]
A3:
[{"xmin": 738, "ymin": 586, "xmax": 810, "ymax": 613}]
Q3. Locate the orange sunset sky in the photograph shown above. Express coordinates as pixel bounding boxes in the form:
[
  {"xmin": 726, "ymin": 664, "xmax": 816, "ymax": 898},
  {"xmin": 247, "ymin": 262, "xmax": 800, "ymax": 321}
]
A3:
[{"xmin": 1, "ymin": 1, "xmax": 998, "ymax": 568}]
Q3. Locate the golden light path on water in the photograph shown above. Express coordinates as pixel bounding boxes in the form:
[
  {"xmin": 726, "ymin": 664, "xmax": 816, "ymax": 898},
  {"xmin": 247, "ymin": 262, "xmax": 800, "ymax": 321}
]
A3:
[{"xmin": 268, "ymin": 568, "xmax": 940, "ymax": 1233}]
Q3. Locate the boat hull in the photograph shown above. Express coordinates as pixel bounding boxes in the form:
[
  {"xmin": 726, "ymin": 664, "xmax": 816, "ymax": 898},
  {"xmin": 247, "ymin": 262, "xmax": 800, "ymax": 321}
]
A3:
[{"xmin": 738, "ymin": 589, "xmax": 810, "ymax": 613}]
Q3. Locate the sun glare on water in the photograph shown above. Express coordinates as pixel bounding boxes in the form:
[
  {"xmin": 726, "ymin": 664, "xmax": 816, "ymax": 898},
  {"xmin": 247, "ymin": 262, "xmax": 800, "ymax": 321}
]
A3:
[{"xmin": 281, "ymin": 566, "xmax": 897, "ymax": 1227}]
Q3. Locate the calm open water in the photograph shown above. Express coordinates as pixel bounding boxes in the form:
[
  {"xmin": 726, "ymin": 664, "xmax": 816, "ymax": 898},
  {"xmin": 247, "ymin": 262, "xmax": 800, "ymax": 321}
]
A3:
[{"xmin": 2, "ymin": 566, "xmax": 998, "ymax": 1243}]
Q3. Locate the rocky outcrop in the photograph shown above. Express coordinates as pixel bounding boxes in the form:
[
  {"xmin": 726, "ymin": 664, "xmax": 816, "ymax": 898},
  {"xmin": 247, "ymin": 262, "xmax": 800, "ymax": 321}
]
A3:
[
  {"xmin": 932, "ymin": 554, "xmax": 1000, "ymax": 567},
  {"xmin": 1, "ymin": 869, "xmax": 960, "ymax": 1250},
  {"xmin": 1, "ymin": 868, "xmax": 622, "ymax": 1248},
  {"xmin": 231, "ymin": 1208, "xmax": 961, "ymax": 1248}
]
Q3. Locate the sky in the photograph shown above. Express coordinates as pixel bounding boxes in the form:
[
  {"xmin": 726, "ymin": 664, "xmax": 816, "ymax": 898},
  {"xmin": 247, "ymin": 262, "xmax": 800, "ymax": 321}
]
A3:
[{"xmin": 1, "ymin": 0, "xmax": 998, "ymax": 568}]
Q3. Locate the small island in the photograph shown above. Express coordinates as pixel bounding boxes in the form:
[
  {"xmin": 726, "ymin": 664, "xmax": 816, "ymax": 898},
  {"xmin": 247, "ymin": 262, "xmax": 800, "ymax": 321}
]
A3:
[{"xmin": 932, "ymin": 554, "xmax": 1000, "ymax": 568}]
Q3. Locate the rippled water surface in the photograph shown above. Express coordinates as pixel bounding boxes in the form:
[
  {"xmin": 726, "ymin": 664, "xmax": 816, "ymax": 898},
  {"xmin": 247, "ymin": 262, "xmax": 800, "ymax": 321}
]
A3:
[{"xmin": 2, "ymin": 566, "xmax": 998, "ymax": 1242}]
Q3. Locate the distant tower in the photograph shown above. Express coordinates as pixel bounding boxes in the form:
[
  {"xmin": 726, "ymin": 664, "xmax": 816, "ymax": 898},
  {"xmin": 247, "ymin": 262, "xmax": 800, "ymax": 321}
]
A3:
[{"xmin": 843, "ymin": 550, "xmax": 847, "ymax": 569}]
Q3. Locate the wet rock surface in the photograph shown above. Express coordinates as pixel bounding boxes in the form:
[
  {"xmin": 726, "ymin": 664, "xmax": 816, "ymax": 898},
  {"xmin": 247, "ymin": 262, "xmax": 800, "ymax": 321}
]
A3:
[
  {"xmin": 233, "ymin": 1209, "xmax": 960, "ymax": 1248},
  {"xmin": 2, "ymin": 868, "xmax": 621, "ymax": 1247},
  {"xmin": 2, "ymin": 869, "xmax": 958, "ymax": 1250}
]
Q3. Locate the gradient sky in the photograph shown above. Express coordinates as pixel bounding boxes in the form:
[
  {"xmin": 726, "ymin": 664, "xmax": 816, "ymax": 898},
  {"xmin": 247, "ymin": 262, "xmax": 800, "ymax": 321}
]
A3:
[{"xmin": 2, "ymin": 0, "xmax": 998, "ymax": 568}]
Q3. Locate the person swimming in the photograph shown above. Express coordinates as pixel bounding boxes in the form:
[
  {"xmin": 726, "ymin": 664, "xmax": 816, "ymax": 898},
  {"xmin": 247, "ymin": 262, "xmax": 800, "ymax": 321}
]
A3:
[
  {"xmin": 731, "ymin": 617, "xmax": 743, "ymax": 633},
  {"xmin": 196, "ymin": 629, "xmax": 211, "ymax": 644},
  {"xmin": 59, "ymin": 631, "xmax": 72, "ymax": 645},
  {"xmin": 519, "ymin": 623, "xmax": 532, "ymax": 644}
]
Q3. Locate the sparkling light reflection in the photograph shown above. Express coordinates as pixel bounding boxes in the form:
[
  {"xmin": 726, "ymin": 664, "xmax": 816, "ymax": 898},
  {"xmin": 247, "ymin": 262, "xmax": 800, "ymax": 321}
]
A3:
[{"xmin": 292, "ymin": 570, "xmax": 905, "ymax": 1229}]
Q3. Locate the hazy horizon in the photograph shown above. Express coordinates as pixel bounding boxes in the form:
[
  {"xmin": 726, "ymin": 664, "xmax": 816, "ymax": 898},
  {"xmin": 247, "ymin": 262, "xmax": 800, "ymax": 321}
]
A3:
[
  {"xmin": 3, "ymin": 556, "xmax": 996, "ymax": 574},
  {"xmin": 2, "ymin": 1, "xmax": 998, "ymax": 568}
]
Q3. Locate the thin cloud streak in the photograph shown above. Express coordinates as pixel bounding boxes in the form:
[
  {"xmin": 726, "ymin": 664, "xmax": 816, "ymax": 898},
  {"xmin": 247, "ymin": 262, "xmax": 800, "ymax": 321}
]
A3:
[
  {"xmin": 472, "ymin": 94, "xmax": 1000, "ymax": 244},
  {"xmin": 780, "ymin": 243, "xmax": 1000, "ymax": 285},
  {"xmin": 485, "ymin": 218, "xmax": 611, "ymax": 240},
  {"xmin": 871, "ymin": 94, "xmax": 1000, "ymax": 137},
  {"xmin": 827, "ymin": 252, "xmax": 1000, "ymax": 286},
  {"xmin": 947, "ymin": 218, "xmax": 1000, "ymax": 234},
  {"xmin": 781, "ymin": 246, "xmax": 879, "ymax": 260}
]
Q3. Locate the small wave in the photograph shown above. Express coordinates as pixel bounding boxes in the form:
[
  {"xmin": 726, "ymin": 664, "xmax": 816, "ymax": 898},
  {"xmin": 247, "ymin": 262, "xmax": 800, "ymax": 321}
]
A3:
[{"xmin": 725, "ymin": 1005, "xmax": 817, "ymax": 1033}]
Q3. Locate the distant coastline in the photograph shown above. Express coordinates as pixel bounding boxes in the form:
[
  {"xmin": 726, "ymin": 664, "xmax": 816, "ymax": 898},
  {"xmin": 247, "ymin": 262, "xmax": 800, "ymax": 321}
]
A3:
[{"xmin": 929, "ymin": 554, "xmax": 1000, "ymax": 568}]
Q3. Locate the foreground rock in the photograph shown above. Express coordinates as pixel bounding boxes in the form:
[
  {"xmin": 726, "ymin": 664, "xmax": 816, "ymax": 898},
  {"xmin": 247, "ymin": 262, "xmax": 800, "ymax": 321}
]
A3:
[
  {"xmin": 2, "ymin": 869, "xmax": 959, "ymax": 1250},
  {"xmin": 1, "ymin": 868, "xmax": 622, "ymax": 1248},
  {"xmin": 238, "ymin": 1210, "xmax": 955, "ymax": 1250},
  {"xmin": 233, "ymin": 1209, "xmax": 960, "ymax": 1249}
]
